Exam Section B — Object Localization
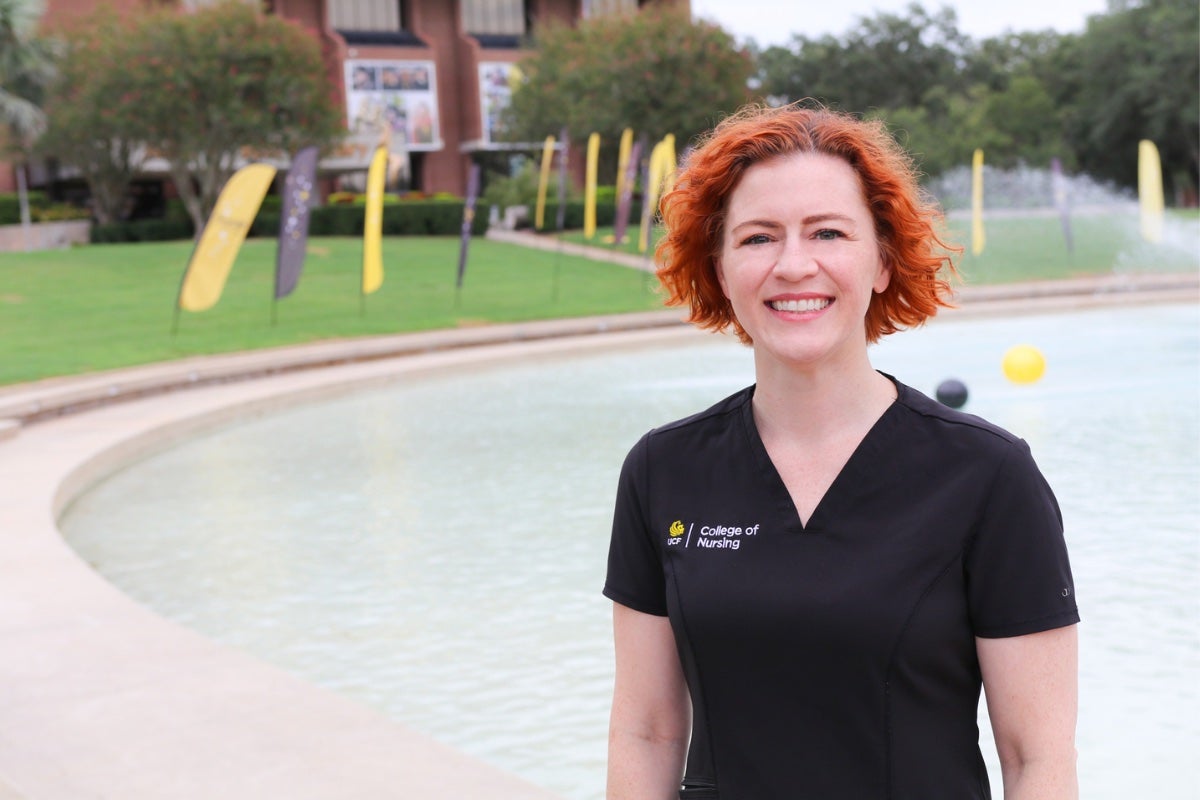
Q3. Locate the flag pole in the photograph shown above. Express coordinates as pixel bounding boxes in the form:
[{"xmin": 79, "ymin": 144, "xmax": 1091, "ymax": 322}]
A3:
[{"xmin": 552, "ymin": 127, "xmax": 569, "ymax": 302}]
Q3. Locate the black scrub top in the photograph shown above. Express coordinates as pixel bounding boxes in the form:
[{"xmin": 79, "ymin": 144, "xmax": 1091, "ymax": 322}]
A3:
[{"xmin": 603, "ymin": 380, "xmax": 1079, "ymax": 799}]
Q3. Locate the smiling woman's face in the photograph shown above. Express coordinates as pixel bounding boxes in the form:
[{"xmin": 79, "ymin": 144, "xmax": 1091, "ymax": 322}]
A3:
[{"xmin": 716, "ymin": 151, "xmax": 890, "ymax": 373}]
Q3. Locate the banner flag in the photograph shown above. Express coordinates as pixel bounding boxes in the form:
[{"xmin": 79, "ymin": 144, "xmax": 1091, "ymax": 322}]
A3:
[
  {"xmin": 971, "ymin": 149, "xmax": 985, "ymax": 256},
  {"xmin": 584, "ymin": 132, "xmax": 601, "ymax": 240},
  {"xmin": 456, "ymin": 163, "xmax": 482, "ymax": 291},
  {"xmin": 613, "ymin": 138, "xmax": 643, "ymax": 246},
  {"xmin": 274, "ymin": 146, "xmax": 318, "ymax": 300},
  {"xmin": 1050, "ymin": 157, "xmax": 1074, "ymax": 254},
  {"xmin": 615, "ymin": 128, "xmax": 633, "ymax": 203},
  {"xmin": 535, "ymin": 135, "xmax": 555, "ymax": 231},
  {"xmin": 555, "ymin": 126, "xmax": 569, "ymax": 232},
  {"xmin": 639, "ymin": 137, "xmax": 670, "ymax": 254},
  {"xmin": 178, "ymin": 163, "xmax": 277, "ymax": 312},
  {"xmin": 362, "ymin": 145, "xmax": 387, "ymax": 295},
  {"xmin": 661, "ymin": 134, "xmax": 677, "ymax": 195},
  {"xmin": 1138, "ymin": 140, "xmax": 1164, "ymax": 244}
]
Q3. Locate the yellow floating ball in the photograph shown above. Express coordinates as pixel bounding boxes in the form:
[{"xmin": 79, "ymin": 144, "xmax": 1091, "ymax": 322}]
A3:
[{"xmin": 1002, "ymin": 344, "xmax": 1046, "ymax": 384}]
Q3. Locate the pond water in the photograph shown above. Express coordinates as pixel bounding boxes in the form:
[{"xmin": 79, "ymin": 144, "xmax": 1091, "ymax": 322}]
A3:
[{"xmin": 61, "ymin": 303, "xmax": 1200, "ymax": 798}]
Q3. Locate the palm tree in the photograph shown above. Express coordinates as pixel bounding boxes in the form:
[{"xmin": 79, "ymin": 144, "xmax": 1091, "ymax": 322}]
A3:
[
  {"xmin": 1, "ymin": 0, "xmax": 56, "ymax": 135},
  {"xmin": 0, "ymin": 0, "xmax": 58, "ymax": 240}
]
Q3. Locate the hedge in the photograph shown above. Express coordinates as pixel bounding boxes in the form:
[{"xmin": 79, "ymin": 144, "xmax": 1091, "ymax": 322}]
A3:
[
  {"xmin": 92, "ymin": 217, "xmax": 195, "ymax": 243},
  {"xmin": 0, "ymin": 192, "xmax": 47, "ymax": 224},
  {"xmin": 533, "ymin": 200, "xmax": 644, "ymax": 233},
  {"xmin": 0, "ymin": 192, "xmax": 90, "ymax": 225},
  {"xmin": 92, "ymin": 197, "xmax": 488, "ymax": 243}
]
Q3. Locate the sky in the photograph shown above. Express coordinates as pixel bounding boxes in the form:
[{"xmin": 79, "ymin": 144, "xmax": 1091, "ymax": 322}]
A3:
[{"xmin": 690, "ymin": 0, "xmax": 1114, "ymax": 46}]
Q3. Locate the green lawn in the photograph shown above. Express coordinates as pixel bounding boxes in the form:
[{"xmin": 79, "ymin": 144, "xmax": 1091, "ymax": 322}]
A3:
[
  {"xmin": 0, "ymin": 237, "xmax": 661, "ymax": 385},
  {"xmin": 1, "ymin": 209, "xmax": 1195, "ymax": 386}
]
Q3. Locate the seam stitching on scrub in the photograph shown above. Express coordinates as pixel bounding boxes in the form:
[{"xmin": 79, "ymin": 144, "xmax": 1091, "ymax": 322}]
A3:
[
  {"xmin": 881, "ymin": 551, "xmax": 965, "ymax": 799},
  {"xmin": 667, "ymin": 559, "xmax": 719, "ymax": 789}
]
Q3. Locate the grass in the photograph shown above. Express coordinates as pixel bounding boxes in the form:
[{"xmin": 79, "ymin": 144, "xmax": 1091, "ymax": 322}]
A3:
[
  {"xmin": 1, "ymin": 209, "xmax": 1195, "ymax": 386},
  {"xmin": 0, "ymin": 237, "xmax": 662, "ymax": 385}
]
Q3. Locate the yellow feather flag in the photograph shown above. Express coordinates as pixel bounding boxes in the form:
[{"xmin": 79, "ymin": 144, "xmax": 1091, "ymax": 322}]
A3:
[
  {"xmin": 535, "ymin": 135, "xmax": 555, "ymax": 231},
  {"xmin": 178, "ymin": 163, "xmax": 277, "ymax": 312},
  {"xmin": 584, "ymin": 132, "xmax": 601, "ymax": 240},
  {"xmin": 615, "ymin": 127, "xmax": 633, "ymax": 200},
  {"xmin": 639, "ymin": 138, "xmax": 669, "ymax": 254},
  {"xmin": 661, "ymin": 133, "xmax": 677, "ymax": 195},
  {"xmin": 1138, "ymin": 140, "xmax": 1164, "ymax": 244},
  {"xmin": 971, "ymin": 149, "xmax": 985, "ymax": 256},
  {"xmin": 362, "ymin": 145, "xmax": 387, "ymax": 295}
]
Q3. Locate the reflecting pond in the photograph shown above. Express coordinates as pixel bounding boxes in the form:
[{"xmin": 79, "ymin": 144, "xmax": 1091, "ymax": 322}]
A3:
[{"xmin": 62, "ymin": 303, "xmax": 1200, "ymax": 798}]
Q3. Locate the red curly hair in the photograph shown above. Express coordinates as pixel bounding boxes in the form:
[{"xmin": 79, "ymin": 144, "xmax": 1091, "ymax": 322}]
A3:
[{"xmin": 656, "ymin": 103, "xmax": 959, "ymax": 344}]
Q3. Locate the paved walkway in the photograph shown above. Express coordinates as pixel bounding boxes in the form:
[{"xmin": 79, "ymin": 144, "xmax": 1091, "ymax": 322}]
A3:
[{"xmin": 0, "ymin": 238, "xmax": 1195, "ymax": 798}]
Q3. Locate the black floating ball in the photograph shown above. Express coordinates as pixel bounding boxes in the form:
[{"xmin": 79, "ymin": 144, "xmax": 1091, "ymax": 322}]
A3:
[{"xmin": 936, "ymin": 378, "xmax": 969, "ymax": 409}]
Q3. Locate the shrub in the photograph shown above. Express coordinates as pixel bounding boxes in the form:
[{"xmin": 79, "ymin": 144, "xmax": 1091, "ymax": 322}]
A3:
[
  {"xmin": 534, "ymin": 199, "xmax": 643, "ymax": 232},
  {"xmin": 34, "ymin": 203, "xmax": 92, "ymax": 222},
  {"xmin": 89, "ymin": 195, "xmax": 490, "ymax": 243},
  {"xmin": 91, "ymin": 216, "xmax": 194, "ymax": 243},
  {"xmin": 0, "ymin": 192, "xmax": 51, "ymax": 225}
]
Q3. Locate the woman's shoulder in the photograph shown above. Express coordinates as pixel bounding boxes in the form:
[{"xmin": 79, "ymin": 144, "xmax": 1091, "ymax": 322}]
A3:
[
  {"xmin": 891, "ymin": 377, "xmax": 1025, "ymax": 452},
  {"xmin": 647, "ymin": 384, "xmax": 755, "ymax": 439}
]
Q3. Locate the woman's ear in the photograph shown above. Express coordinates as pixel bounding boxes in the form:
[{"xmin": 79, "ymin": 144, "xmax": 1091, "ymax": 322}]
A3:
[
  {"xmin": 715, "ymin": 257, "xmax": 730, "ymax": 299},
  {"xmin": 873, "ymin": 255, "xmax": 891, "ymax": 294}
]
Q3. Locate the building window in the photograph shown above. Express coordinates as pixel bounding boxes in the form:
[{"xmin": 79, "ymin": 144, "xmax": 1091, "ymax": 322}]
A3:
[
  {"xmin": 462, "ymin": 0, "xmax": 525, "ymax": 36},
  {"xmin": 584, "ymin": 0, "xmax": 639, "ymax": 16},
  {"xmin": 329, "ymin": 0, "xmax": 403, "ymax": 31},
  {"xmin": 177, "ymin": 0, "xmax": 255, "ymax": 9}
]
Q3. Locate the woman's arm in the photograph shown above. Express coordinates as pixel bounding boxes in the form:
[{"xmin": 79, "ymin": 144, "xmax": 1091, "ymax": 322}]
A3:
[
  {"xmin": 607, "ymin": 602, "xmax": 691, "ymax": 800},
  {"xmin": 977, "ymin": 625, "xmax": 1079, "ymax": 800}
]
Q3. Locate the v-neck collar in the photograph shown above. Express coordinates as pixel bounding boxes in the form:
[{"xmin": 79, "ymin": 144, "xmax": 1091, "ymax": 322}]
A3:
[{"xmin": 737, "ymin": 375, "xmax": 902, "ymax": 533}]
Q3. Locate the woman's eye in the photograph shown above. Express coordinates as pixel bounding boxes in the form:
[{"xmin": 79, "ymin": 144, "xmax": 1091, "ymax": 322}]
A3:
[
  {"xmin": 814, "ymin": 229, "xmax": 844, "ymax": 240},
  {"xmin": 741, "ymin": 233, "xmax": 772, "ymax": 246}
]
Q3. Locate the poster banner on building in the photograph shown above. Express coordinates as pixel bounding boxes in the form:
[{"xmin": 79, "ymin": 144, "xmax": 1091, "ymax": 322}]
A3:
[
  {"xmin": 345, "ymin": 60, "xmax": 441, "ymax": 151},
  {"xmin": 479, "ymin": 62, "xmax": 519, "ymax": 146},
  {"xmin": 275, "ymin": 146, "xmax": 318, "ymax": 301},
  {"xmin": 363, "ymin": 145, "xmax": 388, "ymax": 296},
  {"xmin": 178, "ymin": 163, "xmax": 277, "ymax": 313}
]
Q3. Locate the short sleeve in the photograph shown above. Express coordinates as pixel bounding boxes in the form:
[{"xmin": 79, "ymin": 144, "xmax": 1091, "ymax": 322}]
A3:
[
  {"xmin": 602, "ymin": 435, "xmax": 668, "ymax": 616},
  {"xmin": 966, "ymin": 439, "xmax": 1080, "ymax": 638}
]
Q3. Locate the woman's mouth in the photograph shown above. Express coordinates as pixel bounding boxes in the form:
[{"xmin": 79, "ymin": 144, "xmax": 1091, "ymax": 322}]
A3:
[{"xmin": 767, "ymin": 298, "xmax": 831, "ymax": 312}]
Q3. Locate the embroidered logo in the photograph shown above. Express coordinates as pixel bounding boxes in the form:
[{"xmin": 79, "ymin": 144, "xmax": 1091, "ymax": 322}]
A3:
[{"xmin": 665, "ymin": 521, "xmax": 761, "ymax": 551}]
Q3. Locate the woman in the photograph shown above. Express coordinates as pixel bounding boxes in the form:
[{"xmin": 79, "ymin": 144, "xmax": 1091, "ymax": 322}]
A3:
[{"xmin": 603, "ymin": 105, "xmax": 1079, "ymax": 799}]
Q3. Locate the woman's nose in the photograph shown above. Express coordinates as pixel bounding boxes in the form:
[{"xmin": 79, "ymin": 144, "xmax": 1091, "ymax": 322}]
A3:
[{"xmin": 773, "ymin": 237, "xmax": 818, "ymax": 280}]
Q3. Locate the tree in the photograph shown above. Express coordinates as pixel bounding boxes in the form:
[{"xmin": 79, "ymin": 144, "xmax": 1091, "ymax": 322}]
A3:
[
  {"xmin": 0, "ymin": 0, "xmax": 58, "ymax": 231},
  {"xmin": 753, "ymin": 4, "xmax": 1077, "ymax": 181},
  {"xmin": 757, "ymin": 4, "xmax": 972, "ymax": 112},
  {"xmin": 38, "ymin": 10, "xmax": 145, "ymax": 224},
  {"xmin": 1052, "ymin": 0, "xmax": 1198, "ymax": 200},
  {"xmin": 504, "ymin": 4, "xmax": 752, "ymax": 165},
  {"xmin": 120, "ymin": 1, "xmax": 343, "ymax": 232},
  {"xmin": 0, "ymin": 0, "xmax": 55, "ymax": 143}
]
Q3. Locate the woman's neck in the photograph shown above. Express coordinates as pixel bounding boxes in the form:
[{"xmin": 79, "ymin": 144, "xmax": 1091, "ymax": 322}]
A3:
[{"xmin": 751, "ymin": 355, "xmax": 896, "ymax": 445}]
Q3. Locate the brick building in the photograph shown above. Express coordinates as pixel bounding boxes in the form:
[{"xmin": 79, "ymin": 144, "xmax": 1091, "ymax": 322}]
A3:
[{"xmin": 3, "ymin": 0, "xmax": 689, "ymax": 202}]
